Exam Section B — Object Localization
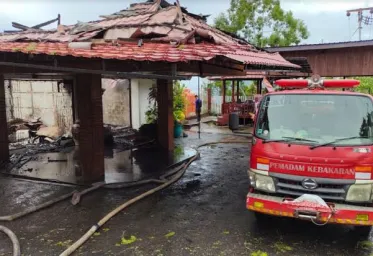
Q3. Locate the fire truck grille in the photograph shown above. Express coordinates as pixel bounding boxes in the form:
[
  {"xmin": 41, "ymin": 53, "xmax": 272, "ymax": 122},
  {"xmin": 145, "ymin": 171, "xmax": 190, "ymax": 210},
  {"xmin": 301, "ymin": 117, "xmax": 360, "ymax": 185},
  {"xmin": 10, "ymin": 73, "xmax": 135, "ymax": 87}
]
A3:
[{"xmin": 275, "ymin": 177, "xmax": 349, "ymax": 201}]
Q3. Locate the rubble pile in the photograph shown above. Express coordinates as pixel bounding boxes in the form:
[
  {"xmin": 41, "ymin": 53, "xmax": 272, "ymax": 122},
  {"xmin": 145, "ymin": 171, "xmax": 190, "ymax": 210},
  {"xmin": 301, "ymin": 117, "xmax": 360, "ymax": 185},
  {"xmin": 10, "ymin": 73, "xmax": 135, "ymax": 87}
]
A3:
[
  {"xmin": 105, "ymin": 125, "xmax": 137, "ymax": 150},
  {"xmin": 7, "ymin": 117, "xmax": 73, "ymax": 150},
  {"xmin": 3, "ymin": 120, "xmax": 153, "ymax": 173}
]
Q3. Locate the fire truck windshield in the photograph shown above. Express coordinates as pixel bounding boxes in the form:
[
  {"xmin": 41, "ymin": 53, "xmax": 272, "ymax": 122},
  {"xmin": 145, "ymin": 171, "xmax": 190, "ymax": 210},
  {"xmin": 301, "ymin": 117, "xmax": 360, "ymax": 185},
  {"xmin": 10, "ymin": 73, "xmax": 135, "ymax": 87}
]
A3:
[{"xmin": 255, "ymin": 94, "xmax": 373, "ymax": 146}]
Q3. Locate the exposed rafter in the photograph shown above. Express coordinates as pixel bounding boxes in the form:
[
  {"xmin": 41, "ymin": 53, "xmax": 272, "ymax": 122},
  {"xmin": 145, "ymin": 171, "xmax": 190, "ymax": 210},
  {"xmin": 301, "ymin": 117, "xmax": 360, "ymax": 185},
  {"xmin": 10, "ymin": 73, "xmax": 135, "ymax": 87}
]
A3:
[{"xmin": 6, "ymin": 14, "xmax": 61, "ymax": 33}]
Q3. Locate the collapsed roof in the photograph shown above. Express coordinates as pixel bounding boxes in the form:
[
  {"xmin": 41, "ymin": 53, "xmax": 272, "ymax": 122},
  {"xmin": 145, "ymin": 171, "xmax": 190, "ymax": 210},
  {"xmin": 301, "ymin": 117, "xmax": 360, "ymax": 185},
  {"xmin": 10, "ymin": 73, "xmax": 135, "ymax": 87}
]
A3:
[{"xmin": 0, "ymin": 0, "xmax": 300, "ymax": 70}]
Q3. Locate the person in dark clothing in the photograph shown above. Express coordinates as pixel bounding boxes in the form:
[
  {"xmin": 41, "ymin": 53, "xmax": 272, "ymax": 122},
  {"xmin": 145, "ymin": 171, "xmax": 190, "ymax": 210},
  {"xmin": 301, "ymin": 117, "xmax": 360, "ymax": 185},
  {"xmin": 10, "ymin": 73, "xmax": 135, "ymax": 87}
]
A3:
[{"xmin": 195, "ymin": 95, "xmax": 202, "ymax": 122}]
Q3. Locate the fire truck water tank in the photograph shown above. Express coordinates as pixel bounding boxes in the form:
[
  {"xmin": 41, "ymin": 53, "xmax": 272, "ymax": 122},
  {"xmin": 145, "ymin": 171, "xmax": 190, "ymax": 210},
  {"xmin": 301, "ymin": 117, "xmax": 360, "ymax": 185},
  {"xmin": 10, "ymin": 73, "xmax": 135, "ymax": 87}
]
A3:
[{"xmin": 229, "ymin": 112, "xmax": 239, "ymax": 131}]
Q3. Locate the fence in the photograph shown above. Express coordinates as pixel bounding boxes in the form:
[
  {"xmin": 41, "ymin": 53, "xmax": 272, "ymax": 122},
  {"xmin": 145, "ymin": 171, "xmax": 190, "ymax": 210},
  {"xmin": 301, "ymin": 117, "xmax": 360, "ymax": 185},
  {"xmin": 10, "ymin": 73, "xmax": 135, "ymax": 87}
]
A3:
[
  {"xmin": 184, "ymin": 86, "xmax": 255, "ymax": 117},
  {"xmin": 210, "ymin": 95, "xmax": 255, "ymax": 115}
]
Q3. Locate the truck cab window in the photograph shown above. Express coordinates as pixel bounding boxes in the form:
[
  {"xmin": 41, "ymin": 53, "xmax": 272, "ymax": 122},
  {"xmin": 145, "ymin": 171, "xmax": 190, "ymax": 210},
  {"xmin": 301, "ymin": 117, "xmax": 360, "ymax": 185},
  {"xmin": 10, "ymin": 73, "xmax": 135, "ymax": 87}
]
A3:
[{"xmin": 255, "ymin": 94, "xmax": 373, "ymax": 146}]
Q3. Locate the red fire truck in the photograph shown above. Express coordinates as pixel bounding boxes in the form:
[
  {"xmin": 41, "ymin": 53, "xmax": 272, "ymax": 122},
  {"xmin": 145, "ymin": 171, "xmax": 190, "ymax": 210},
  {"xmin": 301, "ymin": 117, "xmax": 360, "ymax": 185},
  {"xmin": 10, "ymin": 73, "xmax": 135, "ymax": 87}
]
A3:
[{"xmin": 247, "ymin": 75, "xmax": 373, "ymax": 230}]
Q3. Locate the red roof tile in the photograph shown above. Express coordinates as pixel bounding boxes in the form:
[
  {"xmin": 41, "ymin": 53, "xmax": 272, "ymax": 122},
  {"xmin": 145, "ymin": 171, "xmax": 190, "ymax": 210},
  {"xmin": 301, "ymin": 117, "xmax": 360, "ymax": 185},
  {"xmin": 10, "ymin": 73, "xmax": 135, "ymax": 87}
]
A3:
[
  {"xmin": 0, "ymin": 41, "xmax": 298, "ymax": 68},
  {"xmin": 0, "ymin": 0, "xmax": 300, "ymax": 70}
]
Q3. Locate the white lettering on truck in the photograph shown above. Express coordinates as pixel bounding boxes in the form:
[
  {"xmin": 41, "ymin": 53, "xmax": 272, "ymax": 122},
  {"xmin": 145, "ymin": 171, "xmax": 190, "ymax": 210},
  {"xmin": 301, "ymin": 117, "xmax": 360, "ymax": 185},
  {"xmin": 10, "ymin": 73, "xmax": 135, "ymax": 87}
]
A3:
[
  {"xmin": 270, "ymin": 163, "xmax": 305, "ymax": 172},
  {"xmin": 270, "ymin": 162, "xmax": 354, "ymax": 175}
]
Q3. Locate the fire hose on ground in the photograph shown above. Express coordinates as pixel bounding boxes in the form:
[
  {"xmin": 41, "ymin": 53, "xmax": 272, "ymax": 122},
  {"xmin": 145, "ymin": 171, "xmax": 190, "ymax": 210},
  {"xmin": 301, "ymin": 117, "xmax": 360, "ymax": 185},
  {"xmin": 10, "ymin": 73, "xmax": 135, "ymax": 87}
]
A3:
[
  {"xmin": 59, "ymin": 140, "xmax": 250, "ymax": 256},
  {"xmin": 0, "ymin": 137, "xmax": 250, "ymax": 256},
  {"xmin": 0, "ymin": 225, "xmax": 21, "ymax": 256}
]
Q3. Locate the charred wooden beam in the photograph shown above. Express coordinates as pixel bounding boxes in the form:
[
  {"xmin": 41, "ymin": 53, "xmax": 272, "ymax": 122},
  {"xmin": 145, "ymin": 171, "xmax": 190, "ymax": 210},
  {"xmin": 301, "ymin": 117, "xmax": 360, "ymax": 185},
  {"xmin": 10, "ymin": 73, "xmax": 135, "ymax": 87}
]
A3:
[
  {"xmin": 0, "ymin": 60, "xmax": 189, "ymax": 80},
  {"xmin": 0, "ymin": 51, "xmax": 249, "ymax": 78},
  {"xmin": 32, "ymin": 15, "xmax": 60, "ymax": 29},
  {"xmin": 11, "ymin": 14, "xmax": 61, "ymax": 32},
  {"xmin": 3, "ymin": 30, "xmax": 22, "ymax": 33},
  {"xmin": 11, "ymin": 22, "xmax": 30, "ymax": 31}
]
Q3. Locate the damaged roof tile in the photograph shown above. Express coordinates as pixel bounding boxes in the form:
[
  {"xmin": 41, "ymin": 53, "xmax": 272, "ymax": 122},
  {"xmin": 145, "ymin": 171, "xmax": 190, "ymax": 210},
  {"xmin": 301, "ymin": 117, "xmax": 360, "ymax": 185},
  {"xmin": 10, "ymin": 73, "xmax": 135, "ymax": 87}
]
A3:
[{"xmin": 0, "ymin": 0, "xmax": 300, "ymax": 69}]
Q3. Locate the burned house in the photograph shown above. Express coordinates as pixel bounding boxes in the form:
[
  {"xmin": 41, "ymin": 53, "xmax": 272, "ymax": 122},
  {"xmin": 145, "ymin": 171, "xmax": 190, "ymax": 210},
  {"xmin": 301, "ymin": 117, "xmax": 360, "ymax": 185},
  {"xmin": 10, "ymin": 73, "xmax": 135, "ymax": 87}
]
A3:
[{"xmin": 0, "ymin": 0, "xmax": 299, "ymax": 183}]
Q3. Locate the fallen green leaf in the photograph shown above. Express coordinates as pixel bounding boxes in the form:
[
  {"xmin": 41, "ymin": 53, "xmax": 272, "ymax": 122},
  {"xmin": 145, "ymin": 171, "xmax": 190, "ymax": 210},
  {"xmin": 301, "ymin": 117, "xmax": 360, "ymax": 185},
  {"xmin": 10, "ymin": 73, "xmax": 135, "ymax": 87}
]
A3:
[
  {"xmin": 121, "ymin": 235, "xmax": 137, "ymax": 245},
  {"xmin": 222, "ymin": 231, "xmax": 230, "ymax": 235},
  {"xmin": 103, "ymin": 228, "xmax": 110, "ymax": 232},
  {"xmin": 358, "ymin": 240, "xmax": 373, "ymax": 250},
  {"xmin": 165, "ymin": 232, "xmax": 175, "ymax": 238},
  {"xmin": 274, "ymin": 242, "xmax": 293, "ymax": 252},
  {"xmin": 251, "ymin": 250, "xmax": 268, "ymax": 256},
  {"xmin": 93, "ymin": 232, "xmax": 100, "ymax": 236},
  {"xmin": 55, "ymin": 240, "xmax": 72, "ymax": 247}
]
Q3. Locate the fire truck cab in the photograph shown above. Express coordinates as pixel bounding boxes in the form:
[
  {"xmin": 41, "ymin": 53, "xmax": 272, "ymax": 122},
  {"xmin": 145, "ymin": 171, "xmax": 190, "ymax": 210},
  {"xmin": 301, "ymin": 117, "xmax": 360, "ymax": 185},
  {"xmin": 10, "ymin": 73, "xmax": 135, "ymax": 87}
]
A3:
[{"xmin": 247, "ymin": 75, "xmax": 373, "ymax": 230}]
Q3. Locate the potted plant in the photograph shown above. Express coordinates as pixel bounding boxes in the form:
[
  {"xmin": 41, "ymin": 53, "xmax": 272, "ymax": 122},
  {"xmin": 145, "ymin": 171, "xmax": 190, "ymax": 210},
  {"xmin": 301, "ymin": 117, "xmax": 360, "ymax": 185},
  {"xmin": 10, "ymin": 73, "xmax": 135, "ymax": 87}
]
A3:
[
  {"xmin": 173, "ymin": 109, "xmax": 185, "ymax": 138},
  {"xmin": 173, "ymin": 81, "xmax": 187, "ymax": 138}
]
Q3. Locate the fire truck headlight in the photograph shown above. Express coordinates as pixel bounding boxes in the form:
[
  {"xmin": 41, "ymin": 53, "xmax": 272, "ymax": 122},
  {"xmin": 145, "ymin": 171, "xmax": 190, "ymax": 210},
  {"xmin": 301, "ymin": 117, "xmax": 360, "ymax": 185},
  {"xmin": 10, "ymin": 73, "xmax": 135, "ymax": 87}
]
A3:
[
  {"xmin": 249, "ymin": 171, "xmax": 256, "ymax": 187},
  {"xmin": 255, "ymin": 174, "xmax": 276, "ymax": 193},
  {"xmin": 346, "ymin": 184, "xmax": 373, "ymax": 203}
]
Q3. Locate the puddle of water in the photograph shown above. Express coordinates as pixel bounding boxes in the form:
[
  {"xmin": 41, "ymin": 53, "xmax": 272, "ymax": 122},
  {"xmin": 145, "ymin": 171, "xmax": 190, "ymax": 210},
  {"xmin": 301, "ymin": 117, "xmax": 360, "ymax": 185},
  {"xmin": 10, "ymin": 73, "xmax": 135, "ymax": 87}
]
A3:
[{"xmin": 5, "ymin": 145, "xmax": 197, "ymax": 185}]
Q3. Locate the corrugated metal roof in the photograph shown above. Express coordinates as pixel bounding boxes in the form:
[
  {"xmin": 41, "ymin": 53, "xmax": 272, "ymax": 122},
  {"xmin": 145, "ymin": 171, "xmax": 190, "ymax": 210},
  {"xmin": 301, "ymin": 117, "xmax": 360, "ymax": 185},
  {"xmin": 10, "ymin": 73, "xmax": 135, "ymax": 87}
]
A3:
[
  {"xmin": 266, "ymin": 40, "xmax": 373, "ymax": 52},
  {"xmin": 0, "ymin": 0, "xmax": 299, "ymax": 69}
]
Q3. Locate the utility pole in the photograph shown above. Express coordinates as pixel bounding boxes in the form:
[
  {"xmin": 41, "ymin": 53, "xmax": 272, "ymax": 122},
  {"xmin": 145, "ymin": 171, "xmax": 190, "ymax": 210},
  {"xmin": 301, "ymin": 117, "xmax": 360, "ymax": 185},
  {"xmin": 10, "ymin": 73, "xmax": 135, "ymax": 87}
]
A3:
[{"xmin": 347, "ymin": 7, "xmax": 373, "ymax": 41}]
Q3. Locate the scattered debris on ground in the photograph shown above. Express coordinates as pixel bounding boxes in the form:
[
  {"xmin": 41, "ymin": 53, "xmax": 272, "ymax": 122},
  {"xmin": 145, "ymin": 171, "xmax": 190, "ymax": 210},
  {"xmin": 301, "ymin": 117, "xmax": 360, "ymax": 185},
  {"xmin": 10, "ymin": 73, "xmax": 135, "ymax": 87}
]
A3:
[{"xmin": 4, "ymin": 120, "xmax": 151, "ymax": 175}]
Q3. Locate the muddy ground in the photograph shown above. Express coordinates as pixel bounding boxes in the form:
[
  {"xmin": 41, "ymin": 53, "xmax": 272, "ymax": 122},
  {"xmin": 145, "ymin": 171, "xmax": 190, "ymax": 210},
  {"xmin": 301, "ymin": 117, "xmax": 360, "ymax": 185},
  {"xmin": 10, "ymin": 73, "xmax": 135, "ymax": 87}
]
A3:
[{"xmin": 1, "ymin": 132, "xmax": 373, "ymax": 256}]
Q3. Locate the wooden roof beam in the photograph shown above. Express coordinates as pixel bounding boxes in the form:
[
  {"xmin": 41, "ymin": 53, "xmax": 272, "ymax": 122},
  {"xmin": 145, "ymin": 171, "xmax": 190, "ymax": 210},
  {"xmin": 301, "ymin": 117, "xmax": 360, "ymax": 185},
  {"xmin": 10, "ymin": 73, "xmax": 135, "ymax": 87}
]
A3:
[
  {"xmin": 10, "ymin": 14, "xmax": 61, "ymax": 32},
  {"xmin": 32, "ymin": 14, "xmax": 61, "ymax": 29},
  {"xmin": 11, "ymin": 22, "xmax": 30, "ymax": 31}
]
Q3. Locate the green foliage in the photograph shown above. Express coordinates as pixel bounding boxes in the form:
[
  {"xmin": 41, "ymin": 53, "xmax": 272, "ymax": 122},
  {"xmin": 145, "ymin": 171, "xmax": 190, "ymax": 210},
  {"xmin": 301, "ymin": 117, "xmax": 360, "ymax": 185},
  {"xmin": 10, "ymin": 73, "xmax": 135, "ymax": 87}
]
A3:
[
  {"xmin": 145, "ymin": 106, "xmax": 158, "ymax": 124},
  {"xmin": 174, "ymin": 110, "xmax": 185, "ymax": 123},
  {"xmin": 173, "ymin": 81, "xmax": 187, "ymax": 124},
  {"xmin": 242, "ymin": 82, "xmax": 257, "ymax": 95},
  {"xmin": 173, "ymin": 81, "xmax": 186, "ymax": 111},
  {"xmin": 144, "ymin": 81, "xmax": 188, "ymax": 125},
  {"xmin": 206, "ymin": 80, "xmax": 257, "ymax": 96},
  {"xmin": 214, "ymin": 0, "xmax": 309, "ymax": 47},
  {"xmin": 145, "ymin": 86, "xmax": 158, "ymax": 124},
  {"xmin": 353, "ymin": 77, "xmax": 373, "ymax": 94}
]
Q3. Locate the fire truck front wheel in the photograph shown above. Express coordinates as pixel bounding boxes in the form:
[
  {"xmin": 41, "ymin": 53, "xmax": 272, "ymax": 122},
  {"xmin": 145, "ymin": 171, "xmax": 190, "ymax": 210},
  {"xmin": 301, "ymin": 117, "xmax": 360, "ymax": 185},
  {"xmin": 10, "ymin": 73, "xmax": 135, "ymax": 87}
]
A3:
[
  {"xmin": 353, "ymin": 226, "xmax": 372, "ymax": 237},
  {"xmin": 253, "ymin": 211, "xmax": 274, "ymax": 221}
]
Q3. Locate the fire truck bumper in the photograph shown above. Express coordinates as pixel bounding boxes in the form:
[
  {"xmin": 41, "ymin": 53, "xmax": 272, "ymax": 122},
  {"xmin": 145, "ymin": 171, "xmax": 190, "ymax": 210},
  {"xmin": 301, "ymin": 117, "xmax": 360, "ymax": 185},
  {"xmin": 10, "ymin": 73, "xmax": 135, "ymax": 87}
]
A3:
[{"xmin": 247, "ymin": 193, "xmax": 373, "ymax": 226}]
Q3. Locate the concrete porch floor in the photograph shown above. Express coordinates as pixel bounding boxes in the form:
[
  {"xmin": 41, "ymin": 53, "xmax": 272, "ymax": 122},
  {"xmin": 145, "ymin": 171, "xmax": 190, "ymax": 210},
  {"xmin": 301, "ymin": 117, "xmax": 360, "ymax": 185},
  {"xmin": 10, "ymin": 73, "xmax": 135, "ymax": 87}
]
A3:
[{"xmin": 1, "ymin": 144, "xmax": 196, "ymax": 185}]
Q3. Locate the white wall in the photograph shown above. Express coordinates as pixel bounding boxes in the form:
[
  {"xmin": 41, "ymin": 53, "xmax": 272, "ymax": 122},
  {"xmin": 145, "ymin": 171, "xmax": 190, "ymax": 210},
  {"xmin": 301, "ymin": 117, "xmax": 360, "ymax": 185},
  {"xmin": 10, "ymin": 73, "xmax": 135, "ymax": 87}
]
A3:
[
  {"xmin": 5, "ymin": 78, "xmax": 150, "ymax": 132},
  {"xmin": 5, "ymin": 80, "xmax": 73, "ymax": 133},
  {"xmin": 131, "ymin": 79, "xmax": 154, "ymax": 129},
  {"xmin": 102, "ymin": 79, "xmax": 130, "ymax": 126}
]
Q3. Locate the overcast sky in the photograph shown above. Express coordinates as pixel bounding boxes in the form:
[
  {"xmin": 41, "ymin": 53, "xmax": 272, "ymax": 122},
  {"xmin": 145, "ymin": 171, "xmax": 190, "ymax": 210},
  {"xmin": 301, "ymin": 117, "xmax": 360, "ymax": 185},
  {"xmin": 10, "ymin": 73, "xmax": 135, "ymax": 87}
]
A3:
[{"xmin": 1, "ymin": 0, "xmax": 373, "ymax": 92}]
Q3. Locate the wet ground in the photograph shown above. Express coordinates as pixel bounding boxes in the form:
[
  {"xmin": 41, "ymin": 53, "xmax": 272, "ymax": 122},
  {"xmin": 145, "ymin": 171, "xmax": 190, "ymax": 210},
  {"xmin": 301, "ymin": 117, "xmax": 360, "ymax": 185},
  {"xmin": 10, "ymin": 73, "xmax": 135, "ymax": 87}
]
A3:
[
  {"xmin": 1, "ymin": 131, "xmax": 373, "ymax": 256},
  {"xmin": 4, "ymin": 143, "xmax": 196, "ymax": 185}
]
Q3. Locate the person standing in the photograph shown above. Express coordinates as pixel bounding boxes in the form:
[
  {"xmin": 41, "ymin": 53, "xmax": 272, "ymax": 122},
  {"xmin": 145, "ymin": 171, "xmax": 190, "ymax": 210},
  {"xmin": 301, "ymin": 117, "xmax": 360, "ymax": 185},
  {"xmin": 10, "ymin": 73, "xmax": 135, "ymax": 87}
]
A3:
[{"xmin": 195, "ymin": 95, "xmax": 202, "ymax": 122}]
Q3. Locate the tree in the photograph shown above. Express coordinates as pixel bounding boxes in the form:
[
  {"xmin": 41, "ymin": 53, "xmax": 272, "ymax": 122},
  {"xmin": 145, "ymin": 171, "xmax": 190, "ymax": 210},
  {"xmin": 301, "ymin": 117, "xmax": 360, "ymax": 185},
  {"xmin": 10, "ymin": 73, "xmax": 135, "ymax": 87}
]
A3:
[
  {"xmin": 173, "ymin": 81, "xmax": 187, "ymax": 123},
  {"xmin": 214, "ymin": 0, "xmax": 309, "ymax": 47},
  {"xmin": 206, "ymin": 80, "xmax": 257, "ymax": 96}
]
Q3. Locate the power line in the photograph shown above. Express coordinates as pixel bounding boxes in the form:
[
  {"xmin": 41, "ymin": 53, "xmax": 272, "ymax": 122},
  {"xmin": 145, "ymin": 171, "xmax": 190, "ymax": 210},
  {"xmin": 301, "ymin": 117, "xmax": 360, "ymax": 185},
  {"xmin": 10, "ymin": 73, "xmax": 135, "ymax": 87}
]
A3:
[{"xmin": 347, "ymin": 7, "xmax": 373, "ymax": 41}]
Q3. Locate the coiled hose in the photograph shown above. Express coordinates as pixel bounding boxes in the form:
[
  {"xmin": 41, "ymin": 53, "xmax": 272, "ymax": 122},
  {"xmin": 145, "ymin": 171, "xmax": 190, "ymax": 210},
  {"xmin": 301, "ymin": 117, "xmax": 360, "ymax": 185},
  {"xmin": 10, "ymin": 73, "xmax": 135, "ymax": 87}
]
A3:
[
  {"xmin": 60, "ymin": 140, "xmax": 249, "ymax": 256},
  {"xmin": 0, "ymin": 225, "xmax": 21, "ymax": 256}
]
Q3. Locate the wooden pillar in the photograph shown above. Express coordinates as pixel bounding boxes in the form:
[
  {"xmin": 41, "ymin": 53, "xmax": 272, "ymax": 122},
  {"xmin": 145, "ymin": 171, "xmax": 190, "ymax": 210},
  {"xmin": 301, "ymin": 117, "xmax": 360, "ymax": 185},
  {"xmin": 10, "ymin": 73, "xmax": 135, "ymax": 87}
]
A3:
[
  {"xmin": 231, "ymin": 80, "xmax": 235, "ymax": 102},
  {"xmin": 74, "ymin": 74, "xmax": 104, "ymax": 182},
  {"xmin": 207, "ymin": 88, "xmax": 212, "ymax": 114},
  {"xmin": 0, "ymin": 75, "xmax": 9, "ymax": 162},
  {"xmin": 236, "ymin": 80, "xmax": 240, "ymax": 102},
  {"xmin": 157, "ymin": 79, "xmax": 173, "ymax": 150},
  {"xmin": 222, "ymin": 80, "xmax": 226, "ymax": 114},
  {"xmin": 256, "ymin": 80, "xmax": 261, "ymax": 94},
  {"xmin": 222, "ymin": 80, "xmax": 226, "ymax": 103}
]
